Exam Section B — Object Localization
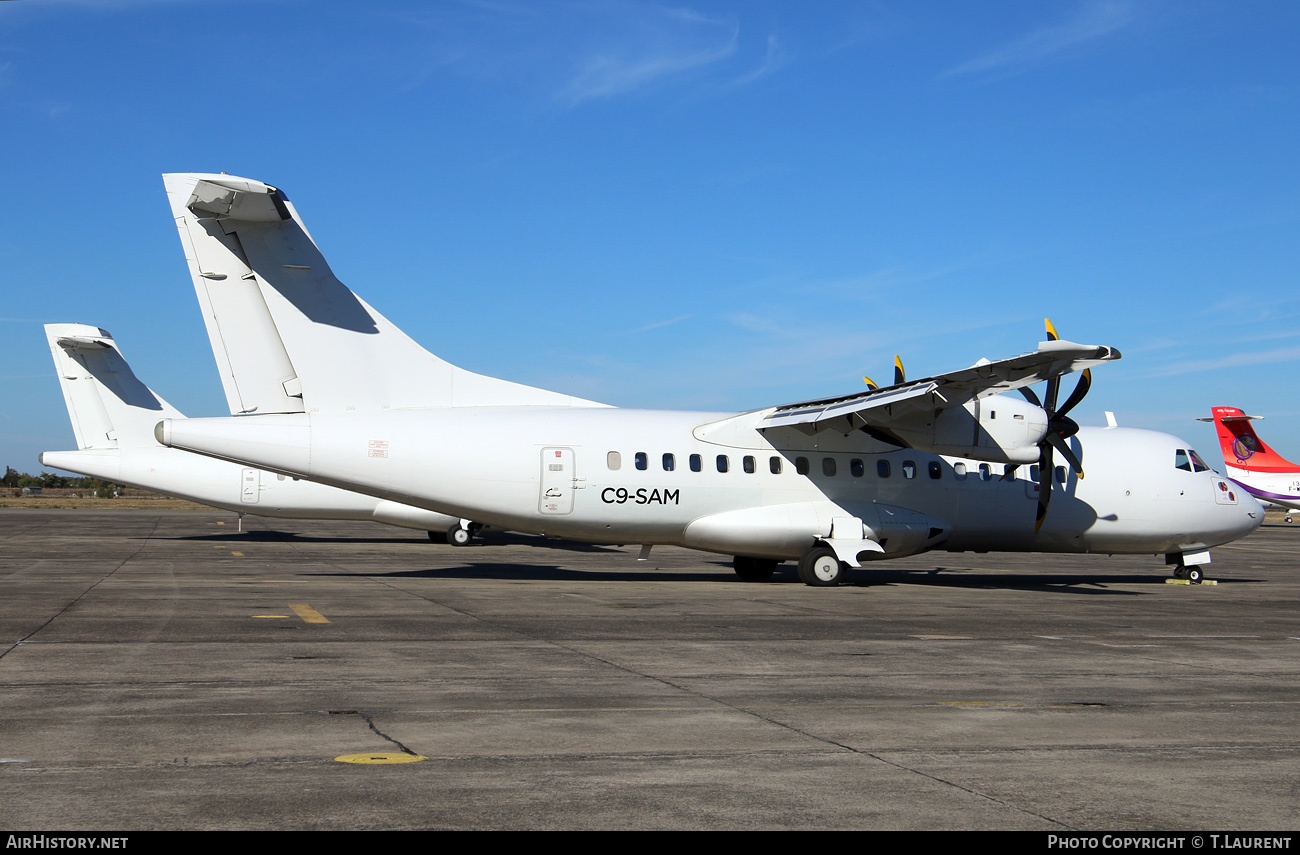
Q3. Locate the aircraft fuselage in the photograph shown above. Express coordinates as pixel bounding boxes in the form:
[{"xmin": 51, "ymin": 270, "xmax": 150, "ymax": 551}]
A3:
[{"xmin": 158, "ymin": 402, "xmax": 1263, "ymax": 563}]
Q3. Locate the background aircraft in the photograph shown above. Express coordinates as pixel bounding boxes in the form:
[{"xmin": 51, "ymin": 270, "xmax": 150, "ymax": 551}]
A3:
[
  {"xmin": 1204, "ymin": 406, "xmax": 1300, "ymax": 523},
  {"xmin": 41, "ymin": 322, "xmax": 474, "ymax": 540},
  {"xmin": 155, "ymin": 174, "xmax": 1262, "ymax": 585}
]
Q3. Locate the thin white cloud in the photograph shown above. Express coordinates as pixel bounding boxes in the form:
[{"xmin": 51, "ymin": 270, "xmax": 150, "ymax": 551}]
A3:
[
  {"xmin": 559, "ymin": 22, "xmax": 739, "ymax": 105},
  {"xmin": 622, "ymin": 313, "xmax": 693, "ymax": 335},
  {"xmin": 726, "ymin": 34, "xmax": 786, "ymax": 89},
  {"xmin": 942, "ymin": 0, "xmax": 1133, "ymax": 79},
  {"xmin": 1143, "ymin": 344, "xmax": 1300, "ymax": 378}
]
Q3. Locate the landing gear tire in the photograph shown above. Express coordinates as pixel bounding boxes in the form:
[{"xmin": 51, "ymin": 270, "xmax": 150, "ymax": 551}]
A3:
[
  {"xmin": 428, "ymin": 530, "xmax": 448, "ymax": 544},
  {"xmin": 1287, "ymin": 515, "xmax": 1293, "ymax": 524},
  {"xmin": 733, "ymin": 556, "xmax": 778, "ymax": 582},
  {"xmin": 1186, "ymin": 566, "xmax": 1204, "ymax": 584},
  {"xmin": 448, "ymin": 525, "xmax": 472, "ymax": 547},
  {"xmin": 797, "ymin": 547, "xmax": 845, "ymax": 587}
]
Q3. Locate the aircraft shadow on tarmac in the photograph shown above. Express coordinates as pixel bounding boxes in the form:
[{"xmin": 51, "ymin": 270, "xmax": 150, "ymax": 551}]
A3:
[
  {"xmin": 335, "ymin": 564, "xmax": 736, "ymax": 583},
  {"xmin": 176, "ymin": 531, "xmax": 621, "ymax": 553},
  {"xmin": 343, "ymin": 561, "xmax": 1261, "ymax": 592}
]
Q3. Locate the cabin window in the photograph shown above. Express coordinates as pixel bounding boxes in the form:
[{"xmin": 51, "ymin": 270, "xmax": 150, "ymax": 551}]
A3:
[
  {"xmin": 850, "ymin": 459, "xmax": 864, "ymax": 477},
  {"xmin": 663, "ymin": 453, "xmax": 675, "ymax": 471},
  {"xmin": 928, "ymin": 461, "xmax": 942, "ymax": 480},
  {"xmin": 607, "ymin": 451, "xmax": 622, "ymax": 470},
  {"xmin": 878, "ymin": 460, "xmax": 891, "ymax": 478},
  {"xmin": 716, "ymin": 455, "xmax": 729, "ymax": 473},
  {"xmin": 635, "ymin": 452, "xmax": 647, "ymax": 471},
  {"xmin": 770, "ymin": 456, "xmax": 783, "ymax": 475},
  {"xmin": 1055, "ymin": 465, "xmax": 1067, "ymax": 483},
  {"xmin": 796, "ymin": 457, "xmax": 810, "ymax": 475},
  {"xmin": 823, "ymin": 458, "xmax": 837, "ymax": 477},
  {"xmin": 689, "ymin": 454, "xmax": 702, "ymax": 472},
  {"xmin": 1189, "ymin": 450, "xmax": 1211, "ymax": 472},
  {"xmin": 1175, "ymin": 450, "xmax": 1191, "ymax": 472},
  {"xmin": 979, "ymin": 463, "xmax": 991, "ymax": 481},
  {"xmin": 1030, "ymin": 464, "xmax": 1040, "ymax": 481},
  {"xmin": 743, "ymin": 455, "xmax": 756, "ymax": 474},
  {"xmin": 902, "ymin": 461, "xmax": 916, "ymax": 479},
  {"xmin": 954, "ymin": 462, "xmax": 967, "ymax": 480}
]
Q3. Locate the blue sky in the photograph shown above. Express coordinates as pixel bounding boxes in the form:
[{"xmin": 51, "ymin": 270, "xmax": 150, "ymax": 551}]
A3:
[{"xmin": 3, "ymin": 0, "xmax": 1299, "ymax": 474}]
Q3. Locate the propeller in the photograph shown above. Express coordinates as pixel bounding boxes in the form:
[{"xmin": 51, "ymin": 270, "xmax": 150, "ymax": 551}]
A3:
[
  {"xmin": 863, "ymin": 354, "xmax": 905, "ymax": 390},
  {"xmin": 1019, "ymin": 319, "xmax": 1092, "ymax": 533}
]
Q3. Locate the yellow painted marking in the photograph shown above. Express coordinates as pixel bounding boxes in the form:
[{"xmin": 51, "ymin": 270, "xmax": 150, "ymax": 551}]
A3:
[
  {"xmin": 216, "ymin": 521, "xmax": 225, "ymax": 525},
  {"xmin": 253, "ymin": 615, "xmax": 291, "ymax": 619},
  {"xmin": 335, "ymin": 753, "xmax": 426, "ymax": 764},
  {"xmin": 231, "ymin": 551, "xmax": 244, "ymax": 556},
  {"xmin": 290, "ymin": 603, "xmax": 330, "ymax": 624}
]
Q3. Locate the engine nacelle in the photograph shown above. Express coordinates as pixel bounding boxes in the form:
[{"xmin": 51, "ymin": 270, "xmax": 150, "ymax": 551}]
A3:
[{"xmin": 885, "ymin": 393, "xmax": 1046, "ymax": 464}]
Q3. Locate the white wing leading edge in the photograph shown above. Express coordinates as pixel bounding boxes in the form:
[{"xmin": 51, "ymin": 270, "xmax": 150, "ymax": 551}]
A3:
[
  {"xmin": 756, "ymin": 337, "xmax": 1120, "ymax": 465},
  {"xmin": 761, "ymin": 338, "xmax": 1120, "ymax": 434}
]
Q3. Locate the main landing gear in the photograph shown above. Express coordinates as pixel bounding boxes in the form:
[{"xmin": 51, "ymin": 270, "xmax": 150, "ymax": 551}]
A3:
[
  {"xmin": 732, "ymin": 555, "xmax": 778, "ymax": 582},
  {"xmin": 431, "ymin": 522, "xmax": 482, "ymax": 546},
  {"xmin": 796, "ymin": 546, "xmax": 847, "ymax": 587},
  {"xmin": 731, "ymin": 548, "xmax": 851, "ymax": 586},
  {"xmin": 1171, "ymin": 564, "xmax": 1204, "ymax": 584}
]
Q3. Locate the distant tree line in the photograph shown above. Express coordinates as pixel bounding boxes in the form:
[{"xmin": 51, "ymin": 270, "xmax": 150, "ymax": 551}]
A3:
[{"xmin": 3, "ymin": 466, "xmax": 122, "ymax": 496}]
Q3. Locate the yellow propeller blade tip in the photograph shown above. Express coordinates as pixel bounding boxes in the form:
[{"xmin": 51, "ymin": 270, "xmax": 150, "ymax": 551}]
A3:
[
  {"xmin": 863, "ymin": 376, "xmax": 878, "ymax": 389},
  {"xmin": 1045, "ymin": 318, "xmax": 1059, "ymax": 341}
]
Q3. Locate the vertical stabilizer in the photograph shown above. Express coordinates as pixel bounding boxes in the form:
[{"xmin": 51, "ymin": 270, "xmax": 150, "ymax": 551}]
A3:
[
  {"xmin": 1209, "ymin": 406, "xmax": 1300, "ymax": 474},
  {"xmin": 45, "ymin": 324, "xmax": 184, "ymax": 449},
  {"xmin": 163, "ymin": 173, "xmax": 606, "ymax": 414}
]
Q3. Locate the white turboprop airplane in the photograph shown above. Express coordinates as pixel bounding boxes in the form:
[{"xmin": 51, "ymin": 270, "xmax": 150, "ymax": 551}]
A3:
[
  {"xmin": 40, "ymin": 322, "xmax": 474, "ymax": 539},
  {"xmin": 1202, "ymin": 406, "xmax": 1300, "ymax": 523},
  {"xmin": 152, "ymin": 173, "xmax": 1263, "ymax": 585}
]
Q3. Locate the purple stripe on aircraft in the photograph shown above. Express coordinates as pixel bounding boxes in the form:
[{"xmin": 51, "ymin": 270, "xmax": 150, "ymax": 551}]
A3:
[{"xmin": 1229, "ymin": 478, "xmax": 1300, "ymax": 506}]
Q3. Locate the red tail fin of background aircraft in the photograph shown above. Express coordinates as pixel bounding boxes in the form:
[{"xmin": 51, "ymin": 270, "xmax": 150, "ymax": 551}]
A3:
[{"xmin": 1210, "ymin": 406, "xmax": 1300, "ymax": 474}]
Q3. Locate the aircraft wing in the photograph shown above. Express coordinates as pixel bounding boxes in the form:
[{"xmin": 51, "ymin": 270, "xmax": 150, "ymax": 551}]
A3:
[{"xmin": 760, "ymin": 339, "xmax": 1120, "ymax": 433}]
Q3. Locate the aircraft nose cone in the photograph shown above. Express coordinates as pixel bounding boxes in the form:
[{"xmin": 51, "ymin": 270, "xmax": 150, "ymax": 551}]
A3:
[{"xmin": 1227, "ymin": 491, "xmax": 1267, "ymax": 541}]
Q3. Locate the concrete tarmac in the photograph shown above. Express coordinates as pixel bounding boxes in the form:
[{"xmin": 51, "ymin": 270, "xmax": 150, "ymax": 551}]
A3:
[{"xmin": 1, "ymin": 509, "xmax": 1297, "ymax": 830}]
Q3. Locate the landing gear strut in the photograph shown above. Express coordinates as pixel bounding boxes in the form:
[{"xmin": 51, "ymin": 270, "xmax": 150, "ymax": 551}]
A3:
[{"xmin": 797, "ymin": 546, "xmax": 846, "ymax": 586}]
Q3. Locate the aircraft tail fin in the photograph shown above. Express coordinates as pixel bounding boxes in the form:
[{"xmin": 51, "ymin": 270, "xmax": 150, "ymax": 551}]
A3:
[
  {"xmin": 163, "ymin": 173, "xmax": 605, "ymax": 414},
  {"xmin": 1208, "ymin": 406, "xmax": 1300, "ymax": 474},
  {"xmin": 45, "ymin": 324, "xmax": 184, "ymax": 449}
]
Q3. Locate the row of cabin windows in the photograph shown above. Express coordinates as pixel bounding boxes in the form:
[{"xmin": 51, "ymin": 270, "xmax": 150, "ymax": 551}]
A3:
[{"xmin": 606, "ymin": 451, "xmax": 1071, "ymax": 483}]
